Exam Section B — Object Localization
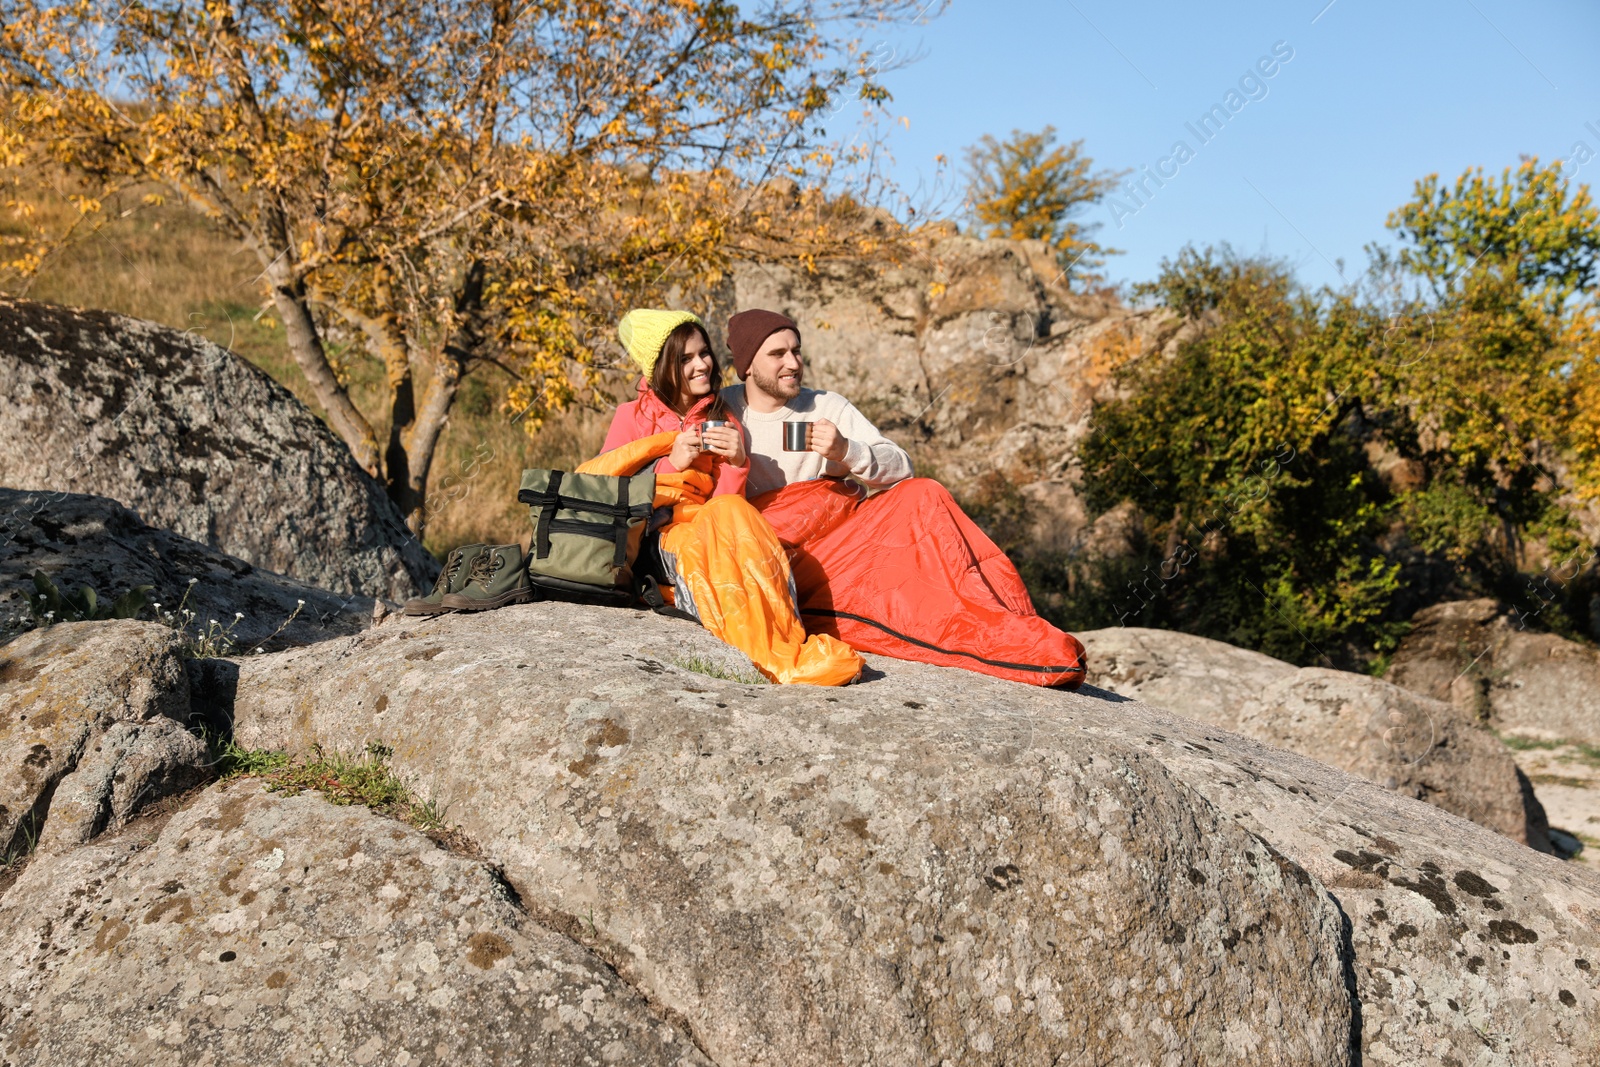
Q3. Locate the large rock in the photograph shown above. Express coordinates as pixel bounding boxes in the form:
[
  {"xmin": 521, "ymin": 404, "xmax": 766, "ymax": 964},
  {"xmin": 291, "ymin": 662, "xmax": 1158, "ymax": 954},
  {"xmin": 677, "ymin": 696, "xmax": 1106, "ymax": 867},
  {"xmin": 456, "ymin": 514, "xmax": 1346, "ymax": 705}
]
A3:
[
  {"xmin": 1081, "ymin": 627, "xmax": 1550, "ymax": 850},
  {"xmin": 1386, "ymin": 598, "xmax": 1600, "ymax": 744},
  {"xmin": 0, "ymin": 621, "xmax": 207, "ymax": 860},
  {"xmin": 1238, "ymin": 667, "xmax": 1551, "ymax": 850},
  {"xmin": 1078, "ymin": 626, "xmax": 1296, "ymax": 732},
  {"xmin": 228, "ymin": 608, "xmax": 1357, "ymax": 1066},
  {"xmin": 0, "ymin": 297, "xmax": 436, "ymax": 600},
  {"xmin": 0, "ymin": 778, "xmax": 710, "ymax": 1066},
  {"xmin": 222, "ymin": 604, "xmax": 1600, "ymax": 1066},
  {"xmin": 0, "ymin": 488, "xmax": 375, "ymax": 652}
]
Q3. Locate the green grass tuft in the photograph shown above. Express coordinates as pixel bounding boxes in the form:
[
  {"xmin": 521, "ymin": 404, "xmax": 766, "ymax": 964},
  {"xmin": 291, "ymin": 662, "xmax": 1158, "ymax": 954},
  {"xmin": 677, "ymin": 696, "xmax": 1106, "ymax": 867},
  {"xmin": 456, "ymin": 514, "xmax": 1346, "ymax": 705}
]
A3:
[
  {"xmin": 667, "ymin": 653, "xmax": 769, "ymax": 686},
  {"xmin": 214, "ymin": 740, "xmax": 291, "ymax": 778},
  {"xmin": 217, "ymin": 740, "xmax": 447, "ymax": 832}
]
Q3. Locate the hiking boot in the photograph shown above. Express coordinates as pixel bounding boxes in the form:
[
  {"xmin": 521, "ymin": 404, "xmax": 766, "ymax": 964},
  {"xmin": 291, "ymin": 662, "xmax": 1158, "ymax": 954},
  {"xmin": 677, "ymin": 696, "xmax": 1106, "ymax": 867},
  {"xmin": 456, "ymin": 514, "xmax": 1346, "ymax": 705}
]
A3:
[
  {"xmin": 402, "ymin": 544, "xmax": 488, "ymax": 616},
  {"xmin": 440, "ymin": 544, "xmax": 532, "ymax": 611}
]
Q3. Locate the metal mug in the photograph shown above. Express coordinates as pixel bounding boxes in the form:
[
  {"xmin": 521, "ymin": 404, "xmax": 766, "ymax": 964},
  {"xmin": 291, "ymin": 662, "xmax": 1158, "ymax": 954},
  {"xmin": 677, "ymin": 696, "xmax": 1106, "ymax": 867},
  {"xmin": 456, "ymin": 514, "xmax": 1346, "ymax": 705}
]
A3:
[
  {"xmin": 699, "ymin": 420, "xmax": 729, "ymax": 451},
  {"xmin": 782, "ymin": 421, "xmax": 811, "ymax": 452}
]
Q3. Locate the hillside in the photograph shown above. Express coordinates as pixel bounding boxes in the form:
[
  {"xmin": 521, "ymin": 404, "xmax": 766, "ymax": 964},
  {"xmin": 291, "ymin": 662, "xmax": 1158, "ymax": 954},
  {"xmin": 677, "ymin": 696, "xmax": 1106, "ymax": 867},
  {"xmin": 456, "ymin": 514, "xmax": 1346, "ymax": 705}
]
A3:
[{"xmin": 3, "ymin": 191, "xmax": 605, "ymax": 554}]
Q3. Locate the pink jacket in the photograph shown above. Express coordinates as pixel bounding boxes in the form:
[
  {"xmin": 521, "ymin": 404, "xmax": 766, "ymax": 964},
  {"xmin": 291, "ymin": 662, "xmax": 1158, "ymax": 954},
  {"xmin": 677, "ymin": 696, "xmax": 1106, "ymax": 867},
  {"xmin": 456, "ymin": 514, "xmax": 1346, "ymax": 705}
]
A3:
[{"xmin": 601, "ymin": 380, "xmax": 749, "ymax": 497}]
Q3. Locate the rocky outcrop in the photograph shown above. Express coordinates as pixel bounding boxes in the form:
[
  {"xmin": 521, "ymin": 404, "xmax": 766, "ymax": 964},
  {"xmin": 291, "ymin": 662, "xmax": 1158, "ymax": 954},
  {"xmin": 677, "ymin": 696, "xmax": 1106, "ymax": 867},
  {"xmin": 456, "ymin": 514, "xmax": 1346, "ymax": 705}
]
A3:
[
  {"xmin": 1076, "ymin": 625, "xmax": 1296, "ymax": 732},
  {"xmin": 222, "ymin": 608, "xmax": 1358, "ymax": 1065},
  {"xmin": 1386, "ymin": 598, "xmax": 1600, "ymax": 744},
  {"xmin": 0, "ymin": 297, "xmax": 436, "ymax": 600},
  {"xmin": 216, "ymin": 604, "xmax": 1600, "ymax": 1066},
  {"xmin": 0, "ymin": 778, "xmax": 710, "ymax": 1066},
  {"xmin": 1081, "ymin": 626, "xmax": 1551, "ymax": 850},
  {"xmin": 3, "ymin": 607, "xmax": 1596, "ymax": 1064},
  {"xmin": 0, "ymin": 488, "xmax": 376, "ymax": 651},
  {"xmin": 0, "ymin": 621, "xmax": 207, "ymax": 860},
  {"xmin": 1238, "ymin": 667, "xmax": 1551, "ymax": 850},
  {"xmin": 724, "ymin": 238, "xmax": 1180, "ymax": 552}
]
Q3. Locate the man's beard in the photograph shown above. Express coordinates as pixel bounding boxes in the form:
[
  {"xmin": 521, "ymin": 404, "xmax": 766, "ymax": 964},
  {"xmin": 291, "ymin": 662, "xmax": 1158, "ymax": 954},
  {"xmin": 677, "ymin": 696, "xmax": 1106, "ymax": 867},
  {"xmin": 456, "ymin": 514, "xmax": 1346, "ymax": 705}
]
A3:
[{"xmin": 748, "ymin": 364, "xmax": 803, "ymax": 402}]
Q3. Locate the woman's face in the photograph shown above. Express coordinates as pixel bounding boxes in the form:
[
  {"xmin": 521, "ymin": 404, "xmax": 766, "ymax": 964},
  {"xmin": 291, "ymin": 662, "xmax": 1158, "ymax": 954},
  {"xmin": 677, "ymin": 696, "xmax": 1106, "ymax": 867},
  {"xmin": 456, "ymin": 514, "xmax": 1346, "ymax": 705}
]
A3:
[{"xmin": 679, "ymin": 332, "xmax": 714, "ymax": 401}]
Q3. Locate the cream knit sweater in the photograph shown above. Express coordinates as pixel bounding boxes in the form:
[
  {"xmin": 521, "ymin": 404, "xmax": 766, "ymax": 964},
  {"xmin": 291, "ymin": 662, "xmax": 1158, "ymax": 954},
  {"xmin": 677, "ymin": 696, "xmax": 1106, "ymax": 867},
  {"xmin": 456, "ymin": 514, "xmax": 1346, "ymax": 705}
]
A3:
[{"xmin": 720, "ymin": 384, "xmax": 914, "ymax": 498}]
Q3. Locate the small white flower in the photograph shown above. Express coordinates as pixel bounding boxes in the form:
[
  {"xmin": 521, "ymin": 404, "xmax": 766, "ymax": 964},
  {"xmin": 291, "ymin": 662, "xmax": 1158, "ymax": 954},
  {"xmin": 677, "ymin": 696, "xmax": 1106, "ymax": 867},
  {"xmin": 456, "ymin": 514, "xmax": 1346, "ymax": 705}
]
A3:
[
  {"xmin": 208, "ymin": 618, "xmax": 218, "ymax": 626},
  {"xmin": 233, "ymin": 612, "xmax": 244, "ymax": 620},
  {"xmin": 187, "ymin": 577, "xmax": 198, "ymax": 585},
  {"xmin": 296, "ymin": 599, "xmax": 305, "ymax": 606}
]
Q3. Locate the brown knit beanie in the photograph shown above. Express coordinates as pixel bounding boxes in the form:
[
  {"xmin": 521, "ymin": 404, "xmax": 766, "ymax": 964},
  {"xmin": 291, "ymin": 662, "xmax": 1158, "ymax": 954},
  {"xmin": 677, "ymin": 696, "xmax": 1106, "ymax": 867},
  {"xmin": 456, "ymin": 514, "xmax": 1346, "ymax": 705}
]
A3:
[{"xmin": 727, "ymin": 309, "xmax": 800, "ymax": 378}]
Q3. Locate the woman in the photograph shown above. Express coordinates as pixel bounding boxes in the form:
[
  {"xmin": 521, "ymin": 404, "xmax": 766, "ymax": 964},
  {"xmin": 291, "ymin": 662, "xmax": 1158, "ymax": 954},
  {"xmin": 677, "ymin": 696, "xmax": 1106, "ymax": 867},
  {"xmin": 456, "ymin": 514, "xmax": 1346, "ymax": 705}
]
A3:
[
  {"xmin": 578, "ymin": 309, "xmax": 862, "ymax": 687},
  {"xmin": 601, "ymin": 311, "xmax": 748, "ymax": 495}
]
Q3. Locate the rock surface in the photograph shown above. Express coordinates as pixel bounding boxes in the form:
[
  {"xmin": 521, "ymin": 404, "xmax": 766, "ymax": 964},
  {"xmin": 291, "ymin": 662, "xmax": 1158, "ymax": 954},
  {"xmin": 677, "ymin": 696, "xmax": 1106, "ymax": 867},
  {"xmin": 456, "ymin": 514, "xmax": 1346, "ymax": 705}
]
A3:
[
  {"xmin": 1237, "ymin": 667, "xmax": 1551, "ymax": 851},
  {"xmin": 1078, "ymin": 626, "xmax": 1296, "ymax": 732},
  {"xmin": 220, "ymin": 603, "xmax": 1600, "ymax": 1066},
  {"xmin": 0, "ymin": 297, "xmax": 436, "ymax": 600},
  {"xmin": 0, "ymin": 621, "xmax": 207, "ymax": 860},
  {"xmin": 228, "ymin": 608, "xmax": 1357, "ymax": 1066},
  {"xmin": 1386, "ymin": 597, "xmax": 1600, "ymax": 744},
  {"xmin": 0, "ymin": 488, "xmax": 376, "ymax": 652},
  {"xmin": 0, "ymin": 778, "xmax": 710, "ymax": 1067},
  {"xmin": 1081, "ymin": 626, "xmax": 1550, "ymax": 850}
]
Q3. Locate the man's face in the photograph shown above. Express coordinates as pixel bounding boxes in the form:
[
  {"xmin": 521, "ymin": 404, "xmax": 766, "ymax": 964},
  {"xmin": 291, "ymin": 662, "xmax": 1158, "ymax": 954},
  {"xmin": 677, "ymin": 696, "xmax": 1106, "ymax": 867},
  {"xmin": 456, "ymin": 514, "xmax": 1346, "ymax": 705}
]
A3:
[{"xmin": 745, "ymin": 329, "xmax": 804, "ymax": 403}]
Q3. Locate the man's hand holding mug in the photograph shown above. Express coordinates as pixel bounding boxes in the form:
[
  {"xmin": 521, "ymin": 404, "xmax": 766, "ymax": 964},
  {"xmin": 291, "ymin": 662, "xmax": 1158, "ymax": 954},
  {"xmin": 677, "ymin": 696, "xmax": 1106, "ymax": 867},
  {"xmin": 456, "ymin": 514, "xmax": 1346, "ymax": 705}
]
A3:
[{"xmin": 807, "ymin": 418, "xmax": 848, "ymax": 462}]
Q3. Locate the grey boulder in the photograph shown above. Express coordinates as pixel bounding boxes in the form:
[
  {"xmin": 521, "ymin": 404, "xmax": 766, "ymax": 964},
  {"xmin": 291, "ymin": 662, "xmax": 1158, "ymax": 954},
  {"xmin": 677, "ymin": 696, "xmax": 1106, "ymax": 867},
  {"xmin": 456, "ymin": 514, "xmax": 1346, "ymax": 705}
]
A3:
[
  {"xmin": 0, "ymin": 297, "xmax": 436, "ymax": 600},
  {"xmin": 221, "ymin": 603, "xmax": 1600, "ymax": 1065},
  {"xmin": 1237, "ymin": 667, "xmax": 1551, "ymax": 851},
  {"xmin": 1078, "ymin": 625, "xmax": 1296, "ymax": 732},
  {"xmin": 0, "ymin": 778, "xmax": 710, "ymax": 1067},
  {"xmin": 0, "ymin": 487, "xmax": 377, "ymax": 652},
  {"xmin": 0, "ymin": 621, "xmax": 208, "ymax": 860},
  {"xmin": 1081, "ymin": 627, "xmax": 1550, "ymax": 850},
  {"xmin": 228, "ymin": 607, "xmax": 1357, "ymax": 1066},
  {"xmin": 1386, "ymin": 598, "xmax": 1600, "ymax": 744}
]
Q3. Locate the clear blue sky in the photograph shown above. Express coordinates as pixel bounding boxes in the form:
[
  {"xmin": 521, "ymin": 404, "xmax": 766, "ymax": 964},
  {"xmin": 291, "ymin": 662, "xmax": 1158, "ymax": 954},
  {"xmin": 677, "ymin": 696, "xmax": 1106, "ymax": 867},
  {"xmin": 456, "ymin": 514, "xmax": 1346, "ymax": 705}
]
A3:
[{"xmin": 865, "ymin": 0, "xmax": 1600, "ymax": 292}]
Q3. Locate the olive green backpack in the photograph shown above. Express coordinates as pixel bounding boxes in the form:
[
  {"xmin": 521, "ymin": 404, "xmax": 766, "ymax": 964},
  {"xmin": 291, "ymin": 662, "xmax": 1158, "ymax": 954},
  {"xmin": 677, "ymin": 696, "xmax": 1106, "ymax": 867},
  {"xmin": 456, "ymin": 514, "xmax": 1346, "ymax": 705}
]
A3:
[{"xmin": 517, "ymin": 467, "xmax": 678, "ymax": 611}]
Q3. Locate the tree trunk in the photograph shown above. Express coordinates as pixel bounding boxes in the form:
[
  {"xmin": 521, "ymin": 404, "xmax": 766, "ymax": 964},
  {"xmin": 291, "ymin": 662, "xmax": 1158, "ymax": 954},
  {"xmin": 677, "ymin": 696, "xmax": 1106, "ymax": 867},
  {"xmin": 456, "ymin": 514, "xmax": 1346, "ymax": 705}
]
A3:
[
  {"xmin": 403, "ymin": 354, "xmax": 464, "ymax": 534},
  {"xmin": 264, "ymin": 260, "xmax": 381, "ymax": 476},
  {"xmin": 398, "ymin": 261, "xmax": 486, "ymax": 535}
]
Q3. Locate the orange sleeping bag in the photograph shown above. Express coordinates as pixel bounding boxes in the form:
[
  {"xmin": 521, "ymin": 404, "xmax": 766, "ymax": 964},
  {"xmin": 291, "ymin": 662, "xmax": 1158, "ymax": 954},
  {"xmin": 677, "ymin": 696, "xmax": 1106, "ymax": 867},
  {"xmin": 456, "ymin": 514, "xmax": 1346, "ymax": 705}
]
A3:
[
  {"xmin": 577, "ymin": 433, "xmax": 862, "ymax": 687},
  {"xmin": 753, "ymin": 477, "xmax": 1087, "ymax": 688}
]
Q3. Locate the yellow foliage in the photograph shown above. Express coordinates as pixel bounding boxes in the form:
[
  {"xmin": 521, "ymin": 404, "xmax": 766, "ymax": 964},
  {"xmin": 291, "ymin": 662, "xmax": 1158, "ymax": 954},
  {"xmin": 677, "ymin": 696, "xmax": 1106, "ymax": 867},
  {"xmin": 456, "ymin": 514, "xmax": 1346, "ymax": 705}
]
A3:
[
  {"xmin": 1, "ymin": 0, "xmax": 933, "ymax": 532},
  {"xmin": 964, "ymin": 125, "xmax": 1127, "ymax": 283}
]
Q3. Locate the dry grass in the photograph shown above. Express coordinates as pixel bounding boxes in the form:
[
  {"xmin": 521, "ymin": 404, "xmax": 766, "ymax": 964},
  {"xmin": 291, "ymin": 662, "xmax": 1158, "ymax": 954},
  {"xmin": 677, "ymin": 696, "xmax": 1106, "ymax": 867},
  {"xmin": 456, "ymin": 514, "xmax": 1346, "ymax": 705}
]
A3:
[{"xmin": 2, "ymin": 177, "xmax": 609, "ymax": 557}]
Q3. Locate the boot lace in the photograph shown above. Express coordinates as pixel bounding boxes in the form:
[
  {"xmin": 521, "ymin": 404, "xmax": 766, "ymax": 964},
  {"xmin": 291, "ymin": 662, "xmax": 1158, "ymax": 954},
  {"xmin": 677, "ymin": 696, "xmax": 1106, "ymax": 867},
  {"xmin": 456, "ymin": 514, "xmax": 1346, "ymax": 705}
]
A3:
[
  {"xmin": 432, "ymin": 548, "xmax": 467, "ymax": 594},
  {"xmin": 467, "ymin": 550, "xmax": 504, "ymax": 585}
]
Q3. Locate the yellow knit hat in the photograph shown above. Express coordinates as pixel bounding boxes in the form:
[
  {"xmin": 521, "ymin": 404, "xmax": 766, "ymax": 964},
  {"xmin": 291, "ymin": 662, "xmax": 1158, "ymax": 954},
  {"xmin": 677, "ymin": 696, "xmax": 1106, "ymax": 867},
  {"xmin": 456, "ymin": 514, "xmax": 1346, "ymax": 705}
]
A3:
[{"xmin": 617, "ymin": 308, "xmax": 703, "ymax": 376}]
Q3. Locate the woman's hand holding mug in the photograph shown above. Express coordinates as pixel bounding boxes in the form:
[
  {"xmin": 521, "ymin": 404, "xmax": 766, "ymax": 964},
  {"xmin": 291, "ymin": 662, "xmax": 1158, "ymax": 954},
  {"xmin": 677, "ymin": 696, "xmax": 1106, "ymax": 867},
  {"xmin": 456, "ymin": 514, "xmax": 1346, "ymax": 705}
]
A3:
[
  {"xmin": 667, "ymin": 430, "xmax": 702, "ymax": 471},
  {"xmin": 699, "ymin": 422, "xmax": 745, "ymax": 465}
]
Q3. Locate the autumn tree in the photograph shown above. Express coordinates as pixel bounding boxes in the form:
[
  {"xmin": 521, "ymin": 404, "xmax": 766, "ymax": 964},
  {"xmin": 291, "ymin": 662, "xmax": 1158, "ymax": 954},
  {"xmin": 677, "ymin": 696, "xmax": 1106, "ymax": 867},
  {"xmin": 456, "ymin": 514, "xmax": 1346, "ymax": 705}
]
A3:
[
  {"xmin": 1067, "ymin": 161, "xmax": 1600, "ymax": 664},
  {"xmin": 0, "ymin": 0, "xmax": 938, "ymax": 531},
  {"xmin": 1379, "ymin": 159, "xmax": 1600, "ymax": 563},
  {"xmin": 1076, "ymin": 248, "xmax": 1400, "ymax": 665},
  {"xmin": 963, "ymin": 125, "xmax": 1125, "ymax": 280}
]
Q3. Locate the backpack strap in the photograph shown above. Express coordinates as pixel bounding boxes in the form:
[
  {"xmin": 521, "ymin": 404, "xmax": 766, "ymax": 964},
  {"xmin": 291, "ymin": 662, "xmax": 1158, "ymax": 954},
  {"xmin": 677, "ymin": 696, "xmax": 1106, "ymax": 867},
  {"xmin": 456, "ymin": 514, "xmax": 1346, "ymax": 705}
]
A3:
[
  {"xmin": 534, "ymin": 469, "xmax": 562, "ymax": 560},
  {"xmin": 637, "ymin": 574, "xmax": 700, "ymax": 624},
  {"xmin": 612, "ymin": 476, "xmax": 631, "ymax": 570}
]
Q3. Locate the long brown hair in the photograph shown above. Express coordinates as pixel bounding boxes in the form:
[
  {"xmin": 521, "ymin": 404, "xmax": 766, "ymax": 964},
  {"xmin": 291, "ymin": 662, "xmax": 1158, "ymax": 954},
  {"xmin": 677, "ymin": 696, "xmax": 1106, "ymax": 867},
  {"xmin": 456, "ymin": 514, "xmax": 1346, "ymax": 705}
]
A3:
[{"xmin": 650, "ymin": 321, "xmax": 728, "ymax": 418}]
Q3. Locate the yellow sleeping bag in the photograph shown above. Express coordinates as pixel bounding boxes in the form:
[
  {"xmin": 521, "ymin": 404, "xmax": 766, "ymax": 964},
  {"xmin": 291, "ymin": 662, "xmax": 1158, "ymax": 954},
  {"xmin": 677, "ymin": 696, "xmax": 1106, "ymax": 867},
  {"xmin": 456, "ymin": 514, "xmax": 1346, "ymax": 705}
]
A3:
[{"xmin": 577, "ymin": 433, "xmax": 862, "ymax": 686}]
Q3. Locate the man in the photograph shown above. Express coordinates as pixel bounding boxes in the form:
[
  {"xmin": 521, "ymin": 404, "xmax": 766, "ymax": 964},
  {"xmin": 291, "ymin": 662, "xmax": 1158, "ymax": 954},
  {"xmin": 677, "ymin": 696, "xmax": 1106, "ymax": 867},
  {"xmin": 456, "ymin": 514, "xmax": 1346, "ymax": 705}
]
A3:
[
  {"xmin": 720, "ymin": 309, "xmax": 912, "ymax": 497},
  {"xmin": 722, "ymin": 308, "xmax": 1087, "ymax": 689}
]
